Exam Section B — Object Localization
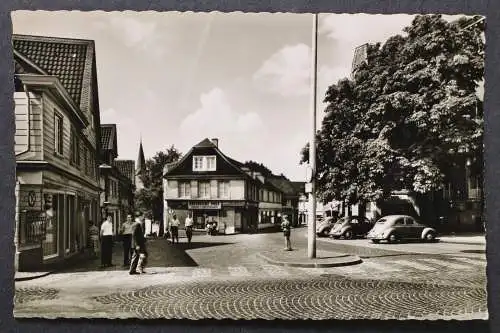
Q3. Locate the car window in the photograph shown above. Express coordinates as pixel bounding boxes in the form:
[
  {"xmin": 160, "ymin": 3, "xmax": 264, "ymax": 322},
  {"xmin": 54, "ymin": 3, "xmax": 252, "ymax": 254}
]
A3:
[
  {"xmin": 376, "ymin": 218, "xmax": 386, "ymax": 224},
  {"xmin": 394, "ymin": 218, "xmax": 404, "ymax": 225},
  {"xmin": 335, "ymin": 217, "xmax": 347, "ymax": 225},
  {"xmin": 351, "ymin": 219, "xmax": 358, "ymax": 224},
  {"xmin": 405, "ymin": 217, "xmax": 415, "ymax": 225}
]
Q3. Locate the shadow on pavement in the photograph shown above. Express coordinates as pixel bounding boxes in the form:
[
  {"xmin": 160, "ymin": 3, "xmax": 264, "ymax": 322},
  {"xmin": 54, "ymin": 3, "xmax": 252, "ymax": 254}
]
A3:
[{"xmin": 57, "ymin": 238, "xmax": 233, "ymax": 273}]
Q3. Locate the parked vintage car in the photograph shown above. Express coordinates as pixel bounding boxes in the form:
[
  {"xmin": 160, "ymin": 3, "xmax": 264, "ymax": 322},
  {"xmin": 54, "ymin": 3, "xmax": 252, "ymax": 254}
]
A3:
[
  {"xmin": 329, "ymin": 216, "xmax": 374, "ymax": 239},
  {"xmin": 366, "ymin": 215, "xmax": 437, "ymax": 243},
  {"xmin": 315, "ymin": 217, "xmax": 335, "ymax": 237}
]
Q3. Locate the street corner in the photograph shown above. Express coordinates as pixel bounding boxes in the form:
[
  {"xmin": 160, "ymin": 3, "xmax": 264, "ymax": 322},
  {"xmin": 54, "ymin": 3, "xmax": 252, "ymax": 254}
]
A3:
[{"xmin": 257, "ymin": 249, "xmax": 362, "ymax": 268}]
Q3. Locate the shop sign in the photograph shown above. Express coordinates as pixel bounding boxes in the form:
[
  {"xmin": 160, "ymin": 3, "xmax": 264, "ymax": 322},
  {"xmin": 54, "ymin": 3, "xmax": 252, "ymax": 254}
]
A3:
[
  {"xmin": 222, "ymin": 201, "xmax": 246, "ymax": 207},
  {"xmin": 188, "ymin": 201, "xmax": 221, "ymax": 210}
]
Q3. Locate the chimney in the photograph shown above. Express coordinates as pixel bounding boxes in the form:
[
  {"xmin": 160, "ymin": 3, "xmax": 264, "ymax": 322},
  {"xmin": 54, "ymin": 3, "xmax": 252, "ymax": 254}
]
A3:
[{"xmin": 211, "ymin": 138, "xmax": 219, "ymax": 147}]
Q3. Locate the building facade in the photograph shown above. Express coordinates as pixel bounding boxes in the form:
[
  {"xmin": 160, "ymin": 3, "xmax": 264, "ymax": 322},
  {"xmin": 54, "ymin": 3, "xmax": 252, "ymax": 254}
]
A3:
[
  {"xmin": 13, "ymin": 34, "xmax": 102, "ymax": 271},
  {"xmin": 99, "ymin": 124, "xmax": 135, "ymax": 233},
  {"xmin": 163, "ymin": 138, "xmax": 289, "ymax": 234}
]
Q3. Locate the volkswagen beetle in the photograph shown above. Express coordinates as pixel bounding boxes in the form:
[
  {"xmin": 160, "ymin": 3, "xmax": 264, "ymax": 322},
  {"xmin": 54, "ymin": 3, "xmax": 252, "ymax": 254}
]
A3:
[{"xmin": 366, "ymin": 215, "xmax": 437, "ymax": 243}]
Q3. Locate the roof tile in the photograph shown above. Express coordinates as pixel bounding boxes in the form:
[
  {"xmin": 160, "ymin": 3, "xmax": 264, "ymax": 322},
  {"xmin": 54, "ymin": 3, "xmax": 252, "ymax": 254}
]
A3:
[
  {"xmin": 114, "ymin": 160, "xmax": 135, "ymax": 183},
  {"xmin": 13, "ymin": 37, "xmax": 88, "ymax": 106}
]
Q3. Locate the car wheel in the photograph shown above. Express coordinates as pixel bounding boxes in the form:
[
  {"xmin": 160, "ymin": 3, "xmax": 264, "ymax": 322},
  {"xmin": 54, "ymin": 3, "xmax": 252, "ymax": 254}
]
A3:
[
  {"xmin": 343, "ymin": 230, "xmax": 353, "ymax": 240},
  {"xmin": 322, "ymin": 229, "xmax": 330, "ymax": 237},
  {"xmin": 425, "ymin": 231, "xmax": 436, "ymax": 242},
  {"xmin": 371, "ymin": 239, "xmax": 380, "ymax": 244},
  {"xmin": 388, "ymin": 233, "xmax": 398, "ymax": 243}
]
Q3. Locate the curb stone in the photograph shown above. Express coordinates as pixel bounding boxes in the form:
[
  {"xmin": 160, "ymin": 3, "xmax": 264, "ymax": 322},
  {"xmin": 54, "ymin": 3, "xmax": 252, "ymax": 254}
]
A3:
[
  {"xmin": 15, "ymin": 271, "xmax": 54, "ymax": 282},
  {"xmin": 257, "ymin": 252, "xmax": 362, "ymax": 268}
]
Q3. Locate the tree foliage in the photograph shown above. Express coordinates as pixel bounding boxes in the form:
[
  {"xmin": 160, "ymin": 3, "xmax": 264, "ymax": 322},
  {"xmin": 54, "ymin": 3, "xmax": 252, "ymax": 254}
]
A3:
[
  {"xmin": 301, "ymin": 15, "xmax": 484, "ymax": 204},
  {"xmin": 244, "ymin": 160, "xmax": 274, "ymax": 176},
  {"xmin": 134, "ymin": 145, "xmax": 182, "ymax": 221}
]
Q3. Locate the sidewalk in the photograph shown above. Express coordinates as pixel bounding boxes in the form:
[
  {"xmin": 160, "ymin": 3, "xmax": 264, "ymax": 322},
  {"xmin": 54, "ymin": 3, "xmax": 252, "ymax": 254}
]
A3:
[
  {"xmin": 438, "ymin": 233, "xmax": 486, "ymax": 245},
  {"xmin": 257, "ymin": 248, "xmax": 362, "ymax": 268},
  {"xmin": 15, "ymin": 236, "xmax": 211, "ymax": 281}
]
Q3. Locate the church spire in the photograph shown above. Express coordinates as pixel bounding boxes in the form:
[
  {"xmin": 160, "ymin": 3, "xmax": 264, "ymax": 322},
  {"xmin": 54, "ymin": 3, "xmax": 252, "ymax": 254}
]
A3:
[{"xmin": 135, "ymin": 137, "xmax": 146, "ymax": 191}]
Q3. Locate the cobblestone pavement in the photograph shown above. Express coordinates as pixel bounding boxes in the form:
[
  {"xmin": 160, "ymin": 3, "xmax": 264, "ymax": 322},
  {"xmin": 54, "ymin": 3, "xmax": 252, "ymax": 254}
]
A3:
[
  {"xmin": 91, "ymin": 276, "xmax": 486, "ymax": 320},
  {"xmin": 14, "ymin": 229, "xmax": 488, "ymax": 320}
]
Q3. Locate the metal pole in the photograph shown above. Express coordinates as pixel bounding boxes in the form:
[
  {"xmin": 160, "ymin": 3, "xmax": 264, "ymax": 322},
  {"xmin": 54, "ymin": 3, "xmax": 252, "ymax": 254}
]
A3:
[{"xmin": 308, "ymin": 13, "xmax": 318, "ymax": 259}]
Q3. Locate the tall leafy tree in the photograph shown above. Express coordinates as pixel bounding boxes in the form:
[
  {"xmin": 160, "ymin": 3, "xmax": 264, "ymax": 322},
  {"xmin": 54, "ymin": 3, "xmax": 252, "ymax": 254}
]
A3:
[
  {"xmin": 135, "ymin": 145, "xmax": 181, "ymax": 230},
  {"xmin": 244, "ymin": 160, "xmax": 274, "ymax": 176},
  {"xmin": 301, "ymin": 14, "xmax": 484, "ymax": 205}
]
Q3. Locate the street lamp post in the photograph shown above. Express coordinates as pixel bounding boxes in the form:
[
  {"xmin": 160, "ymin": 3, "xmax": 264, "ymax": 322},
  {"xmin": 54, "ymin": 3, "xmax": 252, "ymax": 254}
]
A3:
[{"xmin": 308, "ymin": 13, "xmax": 319, "ymax": 259}]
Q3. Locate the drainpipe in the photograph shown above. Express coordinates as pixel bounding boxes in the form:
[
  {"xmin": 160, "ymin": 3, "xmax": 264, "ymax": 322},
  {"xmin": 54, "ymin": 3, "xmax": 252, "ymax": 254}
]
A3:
[{"xmin": 17, "ymin": 83, "xmax": 31, "ymax": 156}]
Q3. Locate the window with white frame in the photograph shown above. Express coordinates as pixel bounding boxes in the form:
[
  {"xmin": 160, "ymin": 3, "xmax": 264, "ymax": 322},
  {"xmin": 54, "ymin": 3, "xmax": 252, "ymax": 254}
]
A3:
[
  {"xmin": 198, "ymin": 181, "xmax": 211, "ymax": 198},
  {"xmin": 206, "ymin": 156, "xmax": 216, "ymax": 170},
  {"xmin": 178, "ymin": 182, "xmax": 191, "ymax": 198},
  {"xmin": 192, "ymin": 155, "xmax": 217, "ymax": 172},
  {"xmin": 54, "ymin": 113, "xmax": 64, "ymax": 155},
  {"xmin": 218, "ymin": 181, "xmax": 230, "ymax": 198}
]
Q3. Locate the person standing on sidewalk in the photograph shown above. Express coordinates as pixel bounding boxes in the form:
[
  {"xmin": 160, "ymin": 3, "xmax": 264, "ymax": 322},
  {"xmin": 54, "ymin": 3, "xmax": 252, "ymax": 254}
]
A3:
[
  {"xmin": 170, "ymin": 214, "xmax": 180, "ymax": 244},
  {"xmin": 119, "ymin": 214, "xmax": 134, "ymax": 267},
  {"xmin": 281, "ymin": 214, "xmax": 292, "ymax": 251},
  {"xmin": 129, "ymin": 219, "xmax": 147, "ymax": 275},
  {"xmin": 100, "ymin": 215, "xmax": 114, "ymax": 267},
  {"xmin": 185, "ymin": 212, "xmax": 194, "ymax": 243}
]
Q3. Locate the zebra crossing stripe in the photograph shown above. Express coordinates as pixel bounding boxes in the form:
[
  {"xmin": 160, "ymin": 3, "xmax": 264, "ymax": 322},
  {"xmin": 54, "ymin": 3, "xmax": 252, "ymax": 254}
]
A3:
[
  {"xmin": 191, "ymin": 268, "xmax": 212, "ymax": 278},
  {"xmin": 261, "ymin": 264, "xmax": 291, "ymax": 276},
  {"xmin": 297, "ymin": 267, "xmax": 327, "ymax": 275},
  {"xmin": 228, "ymin": 266, "xmax": 251, "ymax": 277},
  {"xmin": 334, "ymin": 264, "xmax": 368, "ymax": 275},
  {"xmin": 392, "ymin": 260, "xmax": 436, "ymax": 271},
  {"xmin": 360, "ymin": 260, "xmax": 402, "ymax": 272},
  {"xmin": 419, "ymin": 258, "xmax": 472, "ymax": 270},
  {"xmin": 449, "ymin": 257, "xmax": 487, "ymax": 266}
]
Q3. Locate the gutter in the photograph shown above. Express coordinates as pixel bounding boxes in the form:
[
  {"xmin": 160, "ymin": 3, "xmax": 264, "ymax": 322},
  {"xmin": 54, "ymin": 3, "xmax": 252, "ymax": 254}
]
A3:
[{"xmin": 16, "ymin": 83, "xmax": 31, "ymax": 156}]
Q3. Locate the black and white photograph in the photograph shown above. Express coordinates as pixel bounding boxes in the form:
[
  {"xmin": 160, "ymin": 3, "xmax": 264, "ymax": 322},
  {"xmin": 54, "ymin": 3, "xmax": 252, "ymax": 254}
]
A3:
[{"xmin": 11, "ymin": 10, "xmax": 486, "ymax": 320}]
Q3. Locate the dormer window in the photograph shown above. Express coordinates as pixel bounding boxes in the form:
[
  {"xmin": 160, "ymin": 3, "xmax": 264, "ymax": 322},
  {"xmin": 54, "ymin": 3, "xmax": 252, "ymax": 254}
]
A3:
[{"xmin": 193, "ymin": 155, "xmax": 217, "ymax": 172}]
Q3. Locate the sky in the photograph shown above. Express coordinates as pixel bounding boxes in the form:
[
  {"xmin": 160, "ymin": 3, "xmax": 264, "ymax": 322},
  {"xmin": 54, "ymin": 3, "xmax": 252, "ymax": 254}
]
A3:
[{"xmin": 11, "ymin": 11, "xmax": 469, "ymax": 181}]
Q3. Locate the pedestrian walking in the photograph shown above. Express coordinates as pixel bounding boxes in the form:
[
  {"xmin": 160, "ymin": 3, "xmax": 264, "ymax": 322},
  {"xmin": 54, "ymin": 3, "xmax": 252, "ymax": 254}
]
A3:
[
  {"xmin": 119, "ymin": 214, "xmax": 134, "ymax": 267},
  {"xmin": 100, "ymin": 215, "xmax": 114, "ymax": 267},
  {"xmin": 170, "ymin": 214, "xmax": 180, "ymax": 244},
  {"xmin": 129, "ymin": 218, "xmax": 147, "ymax": 275},
  {"xmin": 281, "ymin": 214, "xmax": 292, "ymax": 251},
  {"xmin": 185, "ymin": 212, "xmax": 194, "ymax": 243},
  {"xmin": 88, "ymin": 220, "xmax": 99, "ymax": 258}
]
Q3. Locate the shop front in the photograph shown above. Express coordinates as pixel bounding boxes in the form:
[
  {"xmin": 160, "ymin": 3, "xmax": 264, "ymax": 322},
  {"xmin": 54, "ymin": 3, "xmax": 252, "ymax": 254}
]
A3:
[{"xmin": 166, "ymin": 200, "xmax": 258, "ymax": 234}]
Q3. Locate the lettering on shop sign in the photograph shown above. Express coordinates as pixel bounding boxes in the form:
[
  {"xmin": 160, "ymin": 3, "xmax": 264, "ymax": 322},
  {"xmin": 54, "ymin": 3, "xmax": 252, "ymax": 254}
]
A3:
[{"xmin": 188, "ymin": 201, "xmax": 222, "ymax": 210}]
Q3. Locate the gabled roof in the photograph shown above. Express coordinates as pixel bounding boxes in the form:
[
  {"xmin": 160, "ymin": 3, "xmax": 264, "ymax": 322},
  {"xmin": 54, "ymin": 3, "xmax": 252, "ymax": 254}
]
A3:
[
  {"xmin": 100, "ymin": 124, "xmax": 117, "ymax": 151},
  {"xmin": 114, "ymin": 160, "xmax": 135, "ymax": 184},
  {"xmin": 12, "ymin": 34, "xmax": 96, "ymax": 118},
  {"xmin": 165, "ymin": 138, "xmax": 253, "ymax": 178}
]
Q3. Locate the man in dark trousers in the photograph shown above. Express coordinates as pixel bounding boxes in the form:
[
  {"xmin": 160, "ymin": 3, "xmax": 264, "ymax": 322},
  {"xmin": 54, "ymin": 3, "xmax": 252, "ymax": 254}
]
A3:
[
  {"xmin": 119, "ymin": 214, "xmax": 134, "ymax": 267},
  {"xmin": 100, "ymin": 215, "xmax": 114, "ymax": 267},
  {"xmin": 129, "ymin": 215, "xmax": 147, "ymax": 275}
]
